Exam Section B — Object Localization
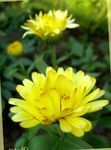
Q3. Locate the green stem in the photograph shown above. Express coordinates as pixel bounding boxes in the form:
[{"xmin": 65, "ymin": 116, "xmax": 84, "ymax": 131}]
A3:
[{"xmin": 50, "ymin": 46, "xmax": 58, "ymax": 69}]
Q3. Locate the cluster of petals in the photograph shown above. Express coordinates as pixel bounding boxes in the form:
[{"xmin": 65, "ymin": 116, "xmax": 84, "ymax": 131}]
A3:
[
  {"xmin": 7, "ymin": 41, "xmax": 23, "ymax": 56},
  {"xmin": 9, "ymin": 67, "xmax": 109, "ymax": 137},
  {"xmin": 22, "ymin": 10, "xmax": 79, "ymax": 39}
]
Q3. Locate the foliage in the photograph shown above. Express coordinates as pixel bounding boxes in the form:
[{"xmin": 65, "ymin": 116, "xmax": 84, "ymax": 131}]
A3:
[{"xmin": 15, "ymin": 124, "xmax": 93, "ymax": 150}]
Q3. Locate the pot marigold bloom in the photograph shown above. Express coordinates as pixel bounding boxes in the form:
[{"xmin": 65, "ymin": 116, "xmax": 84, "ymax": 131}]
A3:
[
  {"xmin": 21, "ymin": 10, "xmax": 79, "ymax": 39},
  {"xmin": 7, "ymin": 41, "xmax": 23, "ymax": 56},
  {"xmin": 9, "ymin": 67, "xmax": 109, "ymax": 137}
]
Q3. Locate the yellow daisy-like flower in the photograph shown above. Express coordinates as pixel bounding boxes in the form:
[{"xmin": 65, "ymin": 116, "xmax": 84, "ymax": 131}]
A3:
[
  {"xmin": 7, "ymin": 41, "xmax": 23, "ymax": 56},
  {"xmin": 21, "ymin": 10, "xmax": 79, "ymax": 39},
  {"xmin": 9, "ymin": 67, "xmax": 109, "ymax": 137}
]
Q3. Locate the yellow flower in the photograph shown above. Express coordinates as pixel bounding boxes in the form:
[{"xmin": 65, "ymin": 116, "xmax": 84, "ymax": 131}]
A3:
[
  {"xmin": 7, "ymin": 41, "xmax": 23, "ymax": 56},
  {"xmin": 21, "ymin": 10, "xmax": 79, "ymax": 39},
  {"xmin": 9, "ymin": 67, "xmax": 109, "ymax": 137}
]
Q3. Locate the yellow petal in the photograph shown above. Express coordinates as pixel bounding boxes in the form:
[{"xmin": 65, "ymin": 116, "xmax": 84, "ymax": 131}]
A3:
[
  {"xmin": 22, "ymin": 79, "xmax": 33, "ymax": 88},
  {"xmin": 71, "ymin": 127, "xmax": 84, "ymax": 137},
  {"xmin": 16, "ymin": 85, "xmax": 28, "ymax": 100},
  {"xmin": 40, "ymin": 92, "xmax": 55, "ymax": 117},
  {"xmin": 59, "ymin": 119, "xmax": 71, "ymax": 132},
  {"xmin": 57, "ymin": 67, "xmax": 64, "ymax": 75},
  {"xmin": 72, "ymin": 105, "xmax": 90, "ymax": 116},
  {"xmin": 54, "ymin": 75, "xmax": 73, "ymax": 97},
  {"xmin": 65, "ymin": 116, "xmax": 92, "ymax": 132},
  {"xmin": 16, "ymin": 84, "xmax": 40, "ymax": 104},
  {"xmin": 61, "ymin": 96, "xmax": 72, "ymax": 111},
  {"xmin": 72, "ymin": 86, "xmax": 84, "ymax": 109},
  {"xmin": 73, "ymin": 71, "xmax": 84, "ymax": 85},
  {"xmin": 64, "ymin": 67, "xmax": 74, "ymax": 80},
  {"xmin": 11, "ymin": 113, "xmax": 32, "ymax": 122},
  {"xmin": 49, "ymin": 89, "xmax": 60, "ymax": 116},
  {"xmin": 80, "ymin": 118, "xmax": 92, "ymax": 131},
  {"xmin": 82, "ymin": 88, "xmax": 105, "ymax": 105},
  {"xmin": 10, "ymin": 106, "xmax": 24, "ymax": 113},
  {"xmin": 82, "ymin": 77, "xmax": 96, "ymax": 96},
  {"xmin": 87, "ymin": 100, "xmax": 109, "ymax": 113},
  {"xmin": 20, "ymin": 119, "xmax": 39, "ymax": 128},
  {"xmin": 9, "ymin": 98, "xmax": 23, "ymax": 105},
  {"xmin": 9, "ymin": 98, "xmax": 42, "ymax": 120},
  {"xmin": 46, "ymin": 66, "xmax": 56, "ymax": 74},
  {"xmin": 31, "ymin": 72, "xmax": 45, "ymax": 88},
  {"xmin": 45, "ymin": 68, "xmax": 57, "ymax": 90}
]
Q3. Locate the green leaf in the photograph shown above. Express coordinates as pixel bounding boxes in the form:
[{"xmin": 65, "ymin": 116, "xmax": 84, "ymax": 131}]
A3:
[
  {"xmin": 58, "ymin": 134, "xmax": 92, "ymax": 150},
  {"xmin": 68, "ymin": 37, "xmax": 84, "ymax": 57},
  {"xmin": 85, "ymin": 44, "xmax": 93, "ymax": 60},
  {"xmin": 15, "ymin": 133, "xmax": 27, "ymax": 149},
  {"xmin": 27, "ymin": 134, "xmax": 59, "ymax": 150}
]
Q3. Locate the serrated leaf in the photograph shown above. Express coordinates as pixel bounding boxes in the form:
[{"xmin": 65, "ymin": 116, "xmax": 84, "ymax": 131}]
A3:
[
  {"xmin": 85, "ymin": 44, "xmax": 93, "ymax": 60},
  {"xmin": 69, "ymin": 37, "xmax": 84, "ymax": 57}
]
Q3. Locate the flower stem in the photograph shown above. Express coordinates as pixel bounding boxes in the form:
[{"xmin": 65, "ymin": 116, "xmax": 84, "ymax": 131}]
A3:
[{"xmin": 50, "ymin": 46, "xmax": 58, "ymax": 69}]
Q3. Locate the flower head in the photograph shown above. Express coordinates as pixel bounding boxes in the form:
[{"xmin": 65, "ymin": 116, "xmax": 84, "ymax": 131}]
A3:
[
  {"xmin": 7, "ymin": 41, "xmax": 23, "ymax": 56},
  {"xmin": 21, "ymin": 10, "xmax": 79, "ymax": 39},
  {"xmin": 9, "ymin": 67, "xmax": 109, "ymax": 137}
]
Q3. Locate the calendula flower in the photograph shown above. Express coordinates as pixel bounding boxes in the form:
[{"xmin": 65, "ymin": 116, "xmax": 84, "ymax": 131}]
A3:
[
  {"xmin": 21, "ymin": 10, "xmax": 79, "ymax": 39},
  {"xmin": 9, "ymin": 67, "xmax": 109, "ymax": 137},
  {"xmin": 7, "ymin": 41, "xmax": 23, "ymax": 56}
]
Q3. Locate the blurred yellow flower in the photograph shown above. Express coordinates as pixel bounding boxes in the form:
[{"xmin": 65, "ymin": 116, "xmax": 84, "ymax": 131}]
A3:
[
  {"xmin": 7, "ymin": 41, "xmax": 23, "ymax": 56},
  {"xmin": 21, "ymin": 10, "xmax": 79, "ymax": 39},
  {"xmin": 9, "ymin": 67, "xmax": 109, "ymax": 137}
]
